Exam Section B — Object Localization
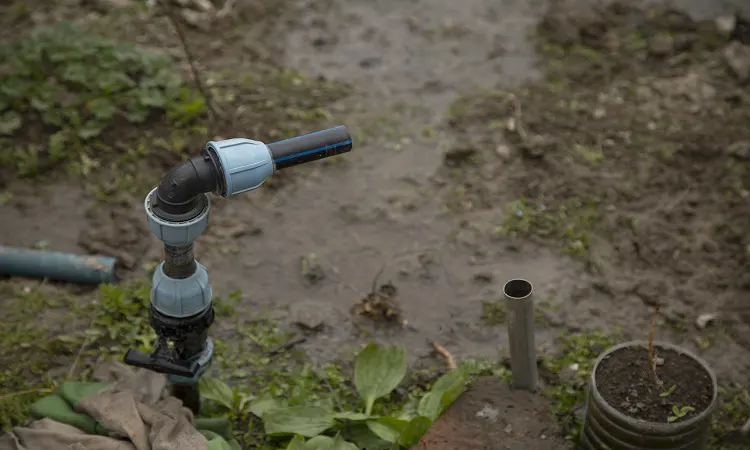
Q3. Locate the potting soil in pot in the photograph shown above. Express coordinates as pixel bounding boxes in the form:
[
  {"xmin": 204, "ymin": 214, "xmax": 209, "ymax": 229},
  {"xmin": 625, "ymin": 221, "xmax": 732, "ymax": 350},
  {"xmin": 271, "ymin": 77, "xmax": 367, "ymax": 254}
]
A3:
[{"xmin": 596, "ymin": 346, "xmax": 714, "ymax": 423}]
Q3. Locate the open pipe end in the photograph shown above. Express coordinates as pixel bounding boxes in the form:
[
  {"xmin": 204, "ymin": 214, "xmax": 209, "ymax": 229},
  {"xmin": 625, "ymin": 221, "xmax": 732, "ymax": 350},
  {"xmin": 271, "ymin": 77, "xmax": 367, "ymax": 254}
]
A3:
[{"xmin": 503, "ymin": 278, "xmax": 533, "ymax": 300}]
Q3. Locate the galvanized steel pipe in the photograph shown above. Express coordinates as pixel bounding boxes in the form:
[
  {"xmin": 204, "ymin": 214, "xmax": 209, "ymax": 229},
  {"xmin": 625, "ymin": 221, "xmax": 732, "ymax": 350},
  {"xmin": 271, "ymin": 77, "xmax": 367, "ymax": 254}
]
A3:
[{"xmin": 503, "ymin": 278, "xmax": 538, "ymax": 391}]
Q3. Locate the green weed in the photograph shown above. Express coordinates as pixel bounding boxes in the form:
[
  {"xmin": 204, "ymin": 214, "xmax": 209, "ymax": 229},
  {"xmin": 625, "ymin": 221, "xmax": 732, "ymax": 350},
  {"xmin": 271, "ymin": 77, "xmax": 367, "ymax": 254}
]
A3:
[
  {"xmin": 0, "ymin": 281, "xmax": 76, "ymax": 430},
  {"xmin": 83, "ymin": 282, "xmax": 155, "ymax": 355},
  {"xmin": 202, "ymin": 344, "xmax": 468, "ymax": 449},
  {"xmin": 708, "ymin": 386, "xmax": 750, "ymax": 449},
  {"xmin": 497, "ymin": 196, "xmax": 599, "ymax": 256},
  {"xmin": 0, "ymin": 22, "xmax": 206, "ymax": 178},
  {"xmin": 543, "ymin": 330, "xmax": 617, "ymax": 442},
  {"xmin": 667, "ymin": 404, "xmax": 695, "ymax": 423},
  {"xmin": 481, "ymin": 300, "xmax": 507, "ymax": 325}
]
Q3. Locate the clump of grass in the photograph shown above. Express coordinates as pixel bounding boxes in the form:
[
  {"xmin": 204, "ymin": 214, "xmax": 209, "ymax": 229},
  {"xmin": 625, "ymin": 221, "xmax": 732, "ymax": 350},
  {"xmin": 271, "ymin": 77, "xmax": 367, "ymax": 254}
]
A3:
[
  {"xmin": 542, "ymin": 330, "xmax": 617, "ymax": 442},
  {"xmin": 497, "ymin": 195, "xmax": 599, "ymax": 256},
  {"xmin": 708, "ymin": 386, "xmax": 750, "ymax": 449},
  {"xmin": 82, "ymin": 282, "xmax": 156, "ymax": 355},
  {"xmin": 481, "ymin": 300, "xmax": 507, "ymax": 325},
  {"xmin": 0, "ymin": 281, "xmax": 78, "ymax": 430}
]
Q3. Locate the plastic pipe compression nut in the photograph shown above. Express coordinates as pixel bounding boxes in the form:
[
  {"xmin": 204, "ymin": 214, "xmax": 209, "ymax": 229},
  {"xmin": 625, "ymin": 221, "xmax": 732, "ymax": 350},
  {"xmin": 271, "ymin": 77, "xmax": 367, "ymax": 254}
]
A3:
[{"xmin": 205, "ymin": 138, "xmax": 274, "ymax": 197}]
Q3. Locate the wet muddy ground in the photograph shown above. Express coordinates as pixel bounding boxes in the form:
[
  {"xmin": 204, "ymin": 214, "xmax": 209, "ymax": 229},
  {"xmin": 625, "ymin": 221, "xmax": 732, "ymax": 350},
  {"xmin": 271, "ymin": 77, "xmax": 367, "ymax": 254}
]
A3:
[{"xmin": 1, "ymin": 0, "xmax": 750, "ymax": 446}]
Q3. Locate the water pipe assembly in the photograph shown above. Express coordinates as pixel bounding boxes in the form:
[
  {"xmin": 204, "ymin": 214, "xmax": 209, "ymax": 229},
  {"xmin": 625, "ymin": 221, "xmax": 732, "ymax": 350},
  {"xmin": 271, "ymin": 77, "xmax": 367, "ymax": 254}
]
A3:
[{"xmin": 123, "ymin": 126, "xmax": 353, "ymax": 413}]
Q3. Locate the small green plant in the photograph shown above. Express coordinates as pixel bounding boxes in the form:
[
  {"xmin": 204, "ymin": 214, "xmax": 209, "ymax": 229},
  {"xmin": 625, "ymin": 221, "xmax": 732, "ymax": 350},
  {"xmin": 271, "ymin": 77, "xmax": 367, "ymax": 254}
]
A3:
[
  {"xmin": 85, "ymin": 282, "xmax": 156, "ymax": 354},
  {"xmin": 200, "ymin": 377, "xmax": 254, "ymax": 420},
  {"xmin": 543, "ymin": 330, "xmax": 617, "ymax": 441},
  {"xmin": 481, "ymin": 300, "xmax": 507, "ymax": 325},
  {"xmin": 668, "ymin": 405, "xmax": 695, "ymax": 423},
  {"xmin": 200, "ymin": 343, "xmax": 468, "ymax": 449},
  {"xmin": 659, "ymin": 384, "xmax": 677, "ymax": 398}
]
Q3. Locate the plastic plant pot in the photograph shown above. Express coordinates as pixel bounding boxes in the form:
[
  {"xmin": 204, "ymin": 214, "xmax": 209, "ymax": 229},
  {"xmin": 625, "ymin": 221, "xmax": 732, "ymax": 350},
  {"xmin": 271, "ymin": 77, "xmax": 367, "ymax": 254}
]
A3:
[{"xmin": 579, "ymin": 341, "xmax": 718, "ymax": 450}]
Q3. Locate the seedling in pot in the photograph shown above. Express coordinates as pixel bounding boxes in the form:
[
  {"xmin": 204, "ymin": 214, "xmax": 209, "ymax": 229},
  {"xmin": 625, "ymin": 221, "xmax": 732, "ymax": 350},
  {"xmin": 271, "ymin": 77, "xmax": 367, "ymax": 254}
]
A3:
[
  {"xmin": 659, "ymin": 384, "xmax": 676, "ymax": 398},
  {"xmin": 581, "ymin": 304, "xmax": 719, "ymax": 448},
  {"xmin": 647, "ymin": 304, "xmax": 663, "ymax": 387},
  {"xmin": 647, "ymin": 305, "xmax": 700, "ymax": 421},
  {"xmin": 667, "ymin": 405, "xmax": 695, "ymax": 423}
]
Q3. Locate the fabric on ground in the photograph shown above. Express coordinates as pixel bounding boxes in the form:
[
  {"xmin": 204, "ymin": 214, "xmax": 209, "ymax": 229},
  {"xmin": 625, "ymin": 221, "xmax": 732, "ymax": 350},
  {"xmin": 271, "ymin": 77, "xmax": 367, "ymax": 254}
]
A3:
[{"xmin": 0, "ymin": 362, "xmax": 240, "ymax": 450}]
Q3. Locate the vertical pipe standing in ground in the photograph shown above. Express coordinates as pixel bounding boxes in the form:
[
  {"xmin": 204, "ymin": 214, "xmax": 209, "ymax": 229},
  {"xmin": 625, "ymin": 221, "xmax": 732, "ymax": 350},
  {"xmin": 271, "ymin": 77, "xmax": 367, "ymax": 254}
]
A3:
[{"xmin": 503, "ymin": 278, "xmax": 537, "ymax": 391}]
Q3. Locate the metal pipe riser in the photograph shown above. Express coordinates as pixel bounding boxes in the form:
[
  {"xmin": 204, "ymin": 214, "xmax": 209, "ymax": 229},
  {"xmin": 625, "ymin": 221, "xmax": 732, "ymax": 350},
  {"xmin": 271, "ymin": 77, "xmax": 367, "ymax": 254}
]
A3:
[{"xmin": 503, "ymin": 278, "xmax": 538, "ymax": 392}]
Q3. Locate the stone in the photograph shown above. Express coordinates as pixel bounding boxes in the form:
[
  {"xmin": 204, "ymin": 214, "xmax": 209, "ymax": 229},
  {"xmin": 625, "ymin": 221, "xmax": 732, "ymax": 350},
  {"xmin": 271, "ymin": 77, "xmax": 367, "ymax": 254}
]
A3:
[
  {"xmin": 728, "ymin": 141, "xmax": 750, "ymax": 159},
  {"xmin": 723, "ymin": 41, "xmax": 750, "ymax": 82},
  {"xmin": 181, "ymin": 9, "xmax": 209, "ymax": 30},
  {"xmin": 696, "ymin": 313, "xmax": 717, "ymax": 329},
  {"xmin": 715, "ymin": 16, "xmax": 737, "ymax": 37},
  {"xmin": 289, "ymin": 301, "xmax": 333, "ymax": 332},
  {"xmin": 649, "ymin": 33, "xmax": 674, "ymax": 57},
  {"xmin": 495, "ymin": 144, "xmax": 511, "ymax": 159}
]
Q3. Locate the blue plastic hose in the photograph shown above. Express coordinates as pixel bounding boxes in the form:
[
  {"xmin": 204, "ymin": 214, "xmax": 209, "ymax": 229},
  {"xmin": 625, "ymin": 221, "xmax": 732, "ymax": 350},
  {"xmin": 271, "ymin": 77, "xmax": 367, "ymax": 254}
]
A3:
[{"xmin": 0, "ymin": 246, "xmax": 117, "ymax": 284}]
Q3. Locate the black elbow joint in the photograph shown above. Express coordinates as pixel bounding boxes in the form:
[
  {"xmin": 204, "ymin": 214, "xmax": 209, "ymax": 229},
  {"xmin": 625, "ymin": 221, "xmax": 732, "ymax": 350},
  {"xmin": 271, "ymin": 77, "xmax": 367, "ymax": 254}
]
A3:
[{"xmin": 149, "ymin": 153, "xmax": 222, "ymax": 222}]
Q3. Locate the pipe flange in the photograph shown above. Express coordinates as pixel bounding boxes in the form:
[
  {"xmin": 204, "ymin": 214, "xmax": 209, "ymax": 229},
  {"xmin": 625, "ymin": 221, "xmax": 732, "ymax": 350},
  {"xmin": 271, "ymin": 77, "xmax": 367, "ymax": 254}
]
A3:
[{"xmin": 144, "ymin": 187, "xmax": 210, "ymax": 246}]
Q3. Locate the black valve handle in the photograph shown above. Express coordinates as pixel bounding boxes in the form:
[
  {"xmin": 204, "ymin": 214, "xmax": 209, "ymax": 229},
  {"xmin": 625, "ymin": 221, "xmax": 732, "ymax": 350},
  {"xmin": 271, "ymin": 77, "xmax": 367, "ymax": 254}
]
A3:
[
  {"xmin": 268, "ymin": 125, "xmax": 353, "ymax": 170},
  {"xmin": 123, "ymin": 348, "xmax": 198, "ymax": 378}
]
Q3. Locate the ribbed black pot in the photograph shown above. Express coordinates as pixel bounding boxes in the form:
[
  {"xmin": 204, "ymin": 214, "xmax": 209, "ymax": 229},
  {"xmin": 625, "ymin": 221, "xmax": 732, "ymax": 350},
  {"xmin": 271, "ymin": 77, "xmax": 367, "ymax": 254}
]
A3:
[{"xmin": 579, "ymin": 341, "xmax": 718, "ymax": 450}]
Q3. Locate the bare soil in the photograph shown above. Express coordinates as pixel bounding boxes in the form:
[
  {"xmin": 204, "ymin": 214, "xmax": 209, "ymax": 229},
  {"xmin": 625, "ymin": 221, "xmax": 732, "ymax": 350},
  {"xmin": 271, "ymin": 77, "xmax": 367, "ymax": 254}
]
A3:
[
  {"xmin": 2, "ymin": 0, "xmax": 750, "ymax": 446},
  {"xmin": 442, "ymin": 0, "xmax": 750, "ymax": 383},
  {"xmin": 596, "ymin": 346, "xmax": 714, "ymax": 423},
  {"xmin": 416, "ymin": 377, "xmax": 567, "ymax": 449}
]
